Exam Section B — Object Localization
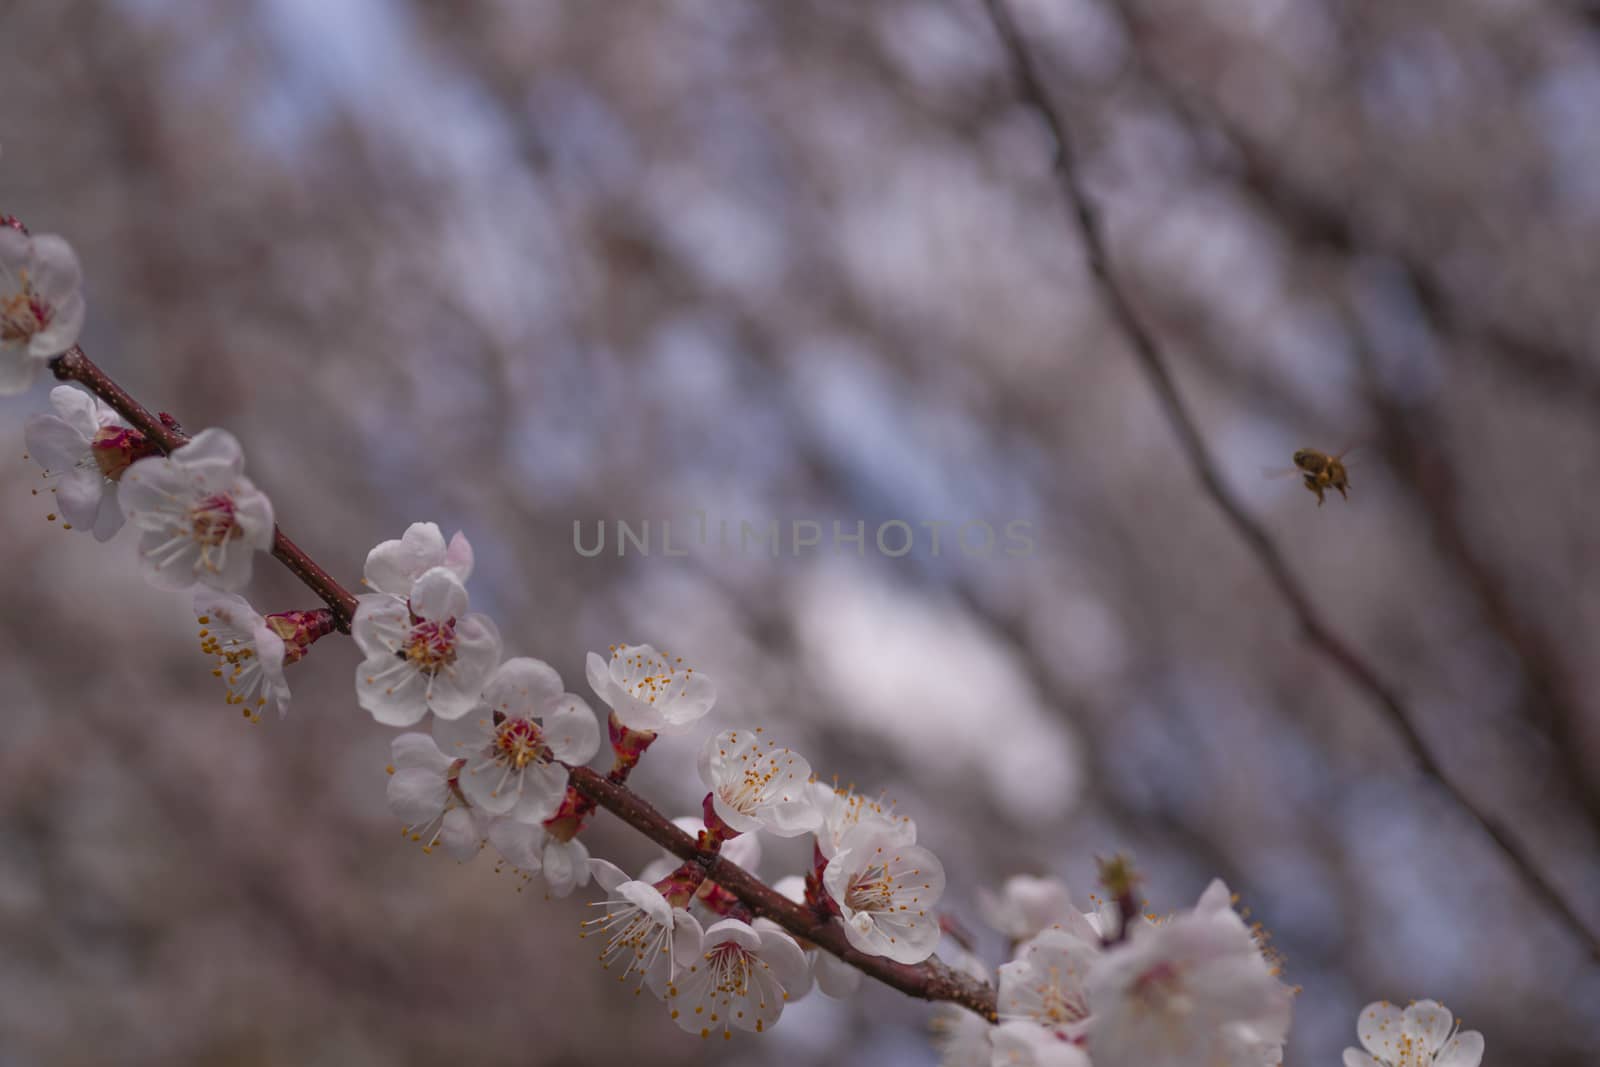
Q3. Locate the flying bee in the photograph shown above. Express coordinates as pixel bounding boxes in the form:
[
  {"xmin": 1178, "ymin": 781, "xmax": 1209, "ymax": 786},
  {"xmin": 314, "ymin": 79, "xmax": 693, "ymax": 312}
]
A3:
[{"xmin": 1262, "ymin": 446, "xmax": 1356, "ymax": 507}]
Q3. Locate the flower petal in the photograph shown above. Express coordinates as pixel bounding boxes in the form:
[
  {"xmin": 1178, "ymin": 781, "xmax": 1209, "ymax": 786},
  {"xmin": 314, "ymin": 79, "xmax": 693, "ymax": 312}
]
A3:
[
  {"xmin": 488, "ymin": 818, "xmax": 544, "ymax": 872},
  {"xmin": 391, "ymin": 732, "xmax": 453, "ymax": 774},
  {"xmin": 541, "ymin": 694, "xmax": 600, "ymax": 764},
  {"xmin": 0, "ymin": 351, "xmax": 46, "ymax": 395},
  {"xmin": 482, "ymin": 657, "xmax": 565, "ymax": 719},
  {"xmin": 409, "ymin": 566, "xmax": 469, "ymax": 622},
  {"xmin": 1357, "ymin": 1002, "xmax": 1406, "ymax": 1061},
  {"xmin": 1434, "ymin": 1030, "xmax": 1485, "ymax": 1067},
  {"xmin": 171, "ymin": 428, "xmax": 244, "ymax": 478},
  {"xmin": 1404, "ymin": 1000, "xmax": 1453, "ymax": 1054},
  {"xmin": 387, "ymin": 767, "xmax": 448, "ymax": 824},
  {"xmin": 439, "ymin": 807, "xmax": 483, "ymax": 861},
  {"xmin": 364, "ymin": 522, "xmax": 447, "ymax": 596},
  {"xmin": 542, "ymin": 836, "xmax": 590, "ymax": 897},
  {"xmin": 24, "ymin": 410, "xmax": 89, "ymax": 470}
]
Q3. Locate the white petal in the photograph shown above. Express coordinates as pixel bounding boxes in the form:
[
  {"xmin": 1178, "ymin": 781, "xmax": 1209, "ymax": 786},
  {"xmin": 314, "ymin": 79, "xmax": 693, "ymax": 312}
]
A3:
[
  {"xmin": 89, "ymin": 486, "xmax": 125, "ymax": 542},
  {"xmin": 1434, "ymin": 1031, "xmax": 1484, "ymax": 1067},
  {"xmin": 541, "ymin": 694, "xmax": 600, "ymax": 764},
  {"xmin": 588, "ymin": 857, "xmax": 630, "ymax": 893},
  {"xmin": 230, "ymin": 479, "xmax": 275, "ymax": 550},
  {"xmin": 755, "ymin": 926, "xmax": 811, "ymax": 993},
  {"xmin": 49, "ymin": 384, "xmax": 102, "ymax": 437},
  {"xmin": 55, "ymin": 469, "xmax": 106, "ymax": 529},
  {"xmin": 24, "ymin": 410, "xmax": 89, "ymax": 470},
  {"xmin": 1403, "ymin": 1000, "xmax": 1453, "ymax": 1054},
  {"xmin": 26, "ymin": 235, "xmax": 82, "ymax": 304},
  {"xmin": 1343, "ymin": 1051, "xmax": 1380, "ymax": 1067},
  {"xmin": 118, "ymin": 457, "xmax": 190, "ymax": 522},
  {"xmin": 814, "ymin": 950, "xmax": 861, "ymax": 998},
  {"xmin": 30, "ymin": 290, "xmax": 83, "ymax": 357},
  {"xmin": 364, "ymin": 522, "xmax": 446, "ymax": 596},
  {"xmin": 387, "ymin": 767, "xmax": 448, "ymax": 824},
  {"xmin": 660, "ymin": 670, "xmax": 716, "ymax": 726},
  {"xmin": 1358, "ymin": 1002, "xmax": 1406, "ymax": 1061},
  {"xmin": 351, "ymin": 594, "xmax": 410, "ymax": 659},
  {"xmin": 458, "ymin": 759, "xmax": 519, "ymax": 816},
  {"xmin": 541, "ymin": 836, "xmax": 590, "ymax": 896},
  {"xmin": 409, "ymin": 566, "xmax": 469, "ymax": 621},
  {"xmin": 171, "ymin": 427, "xmax": 244, "ymax": 478},
  {"xmin": 0, "ymin": 351, "xmax": 46, "ymax": 394},
  {"xmin": 488, "ymin": 819, "xmax": 544, "ymax": 872},
  {"xmin": 431, "ymin": 707, "xmax": 494, "ymax": 762},
  {"xmin": 482, "ymin": 657, "xmax": 565, "ymax": 719},
  {"xmin": 510, "ymin": 761, "xmax": 568, "ymax": 824},
  {"xmin": 356, "ymin": 654, "xmax": 429, "ymax": 727},
  {"xmin": 424, "ymin": 613, "xmax": 501, "ymax": 720},
  {"xmin": 444, "ymin": 530, "xmax": 474, "ymax": 582},
  {"xmin": 391, "ymin": 732, "xmax": 453, "ymax": 774},
  {"xmin": 439, "ymin": 807, "xmax": 483, "ymax": 861}
]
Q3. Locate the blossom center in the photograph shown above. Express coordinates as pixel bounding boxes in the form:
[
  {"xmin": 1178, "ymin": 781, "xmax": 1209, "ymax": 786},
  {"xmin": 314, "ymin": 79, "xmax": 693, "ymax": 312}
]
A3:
[
  {"xmin": 704, "ymin": 941, "xmax": 756, "ymax": 999},
  {"xmin": 403, "ymin": 618, "xmax": 458, "ymax": 674},
  {"xmin": 1034, "ymin": 964, "xmax": 1090, "ymax": 1025},
  {"xmin": 493, "ymin": 717, "xmax": 550, "ymax": 771},
  {"xmin": 1131, "ymin": 959, "xmax": 1192, "ymax": 1018},
  {"xmin": 90, "ymin": 426, "xmax": 146, "ymax": 480},
  {"xmin": 614, "ymin": 646, "xmax": 695, "ymax": 705},
  {"xmin": 724, "ymin": 759, "xmax": 781, "ymax": 814},
  {"xmin": 189, "ymin": 492, "xmax": 241, "ymax": 548},
  {"xmin": 0, "ymin": 273, "xmax": 50, "ymax": 344},
  {"xmin": 844, "ymin": 862, "xmax": 896, "ymax": 913}
]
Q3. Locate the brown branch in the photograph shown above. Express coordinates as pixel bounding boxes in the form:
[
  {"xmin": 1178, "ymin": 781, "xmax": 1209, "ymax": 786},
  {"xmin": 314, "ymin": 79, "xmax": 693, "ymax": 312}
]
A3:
[
  {"xmin": 49, "ymin": 346, "xmax": 360, "ymax": 631},
  {"xmin": 37, "ymin": 343, "xmax": 999, "ymax": 1018},
  {"xmin": 980, "ymin": 0, "xmax": 1600, "ymax": 961},
  {"xmin": 566, "ymin": 767, "xmax": 996, "ymax": 1019}
]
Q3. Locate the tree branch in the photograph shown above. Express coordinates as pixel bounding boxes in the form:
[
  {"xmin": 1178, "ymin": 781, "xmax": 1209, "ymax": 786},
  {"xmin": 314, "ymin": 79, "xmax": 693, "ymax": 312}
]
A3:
[
  {"xmin": 50, "ymin": 346, "xmax": 360, "ymax": 631},
  {"xmin": 42, "ymin": 343, "xmax": 1000, "ymax": 1018}
]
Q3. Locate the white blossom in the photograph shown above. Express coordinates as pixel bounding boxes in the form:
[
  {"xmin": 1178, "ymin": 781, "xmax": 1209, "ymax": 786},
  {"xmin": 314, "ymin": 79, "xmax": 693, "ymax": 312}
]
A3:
[
  {"xmin": 583, "ymin": 859, "xmax": 704, "ymax": 993},
  {"xmin": 487, "ymin": 820, "xmax": 593, "ymax": 897},
  {"xmin": 120, "ymin": 428, "xmax": 275, "ymax": 590},
  {"xmin": 665, "ymin": 918, "xmax": 809, "ymax": 1039},
  {"xmin": 386, "ymin": 733, "xmax": 482, "ymax": 861},
  {"xmin": 24, "ymin": 385, "xmax": 142, "ymax": 540},
  {"xmin": 585, "ymin": 642, "xmax": 715, "ymax": 733},
  {"xmin": 1343, "ymin": 1000, "xmax": 1484, "ymax": 1067},
  {"xmin": 981, "ymin": 875, "xmax": 1083, "ymax": 944},
  {"xmin": 1085, "ymin": 879, "xmax": 1292, "ymax": 1067},
  {"xmin": 0, "ymin": 229, "xmax": 83, "ymax": 392},
  {"xmin": 998, "ymin": 927, "xmax": 1101, "ymax": 1037},
  {"xmin": 698, "ymin": 729, "xmax": 822, "ymax": 838},
  {"xmin": 811, "ymin": 780, "xmax": 916, "ymax": 860},
  {"xmin": 363, "ymin": 521, "xmax": 473, "ymax": 596},
  {"xmin": 822, "ymin": 824, "xmax": 946, "ymax": 964},
  {"xmin": 353, "ymin": 566, "xmax": 501, "ymax": 726},
  {"xmin": 433, "ymin": 657, "xmax": 599, "ymax": 824},
  {"xmin": 194, "ymin": 591, "xmax": 291, "ymax": 721}
]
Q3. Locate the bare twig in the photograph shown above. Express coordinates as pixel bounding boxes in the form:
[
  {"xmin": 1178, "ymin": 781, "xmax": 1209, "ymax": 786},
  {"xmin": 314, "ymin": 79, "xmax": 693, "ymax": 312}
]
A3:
[{"xmin": 979, "ymin": 0, "xmax": 1600, "ymax": 961}]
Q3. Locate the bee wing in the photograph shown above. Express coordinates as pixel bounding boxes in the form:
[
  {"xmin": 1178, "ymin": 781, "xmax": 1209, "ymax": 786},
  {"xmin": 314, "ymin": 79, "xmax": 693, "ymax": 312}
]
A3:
[
  {"xmin": 1332, "ymin": 441, "xmax": 1364, "ymax": 465},
  {"xmin": 1260, "ymin": 465, "xmax": 1302, "ymax": 480}
]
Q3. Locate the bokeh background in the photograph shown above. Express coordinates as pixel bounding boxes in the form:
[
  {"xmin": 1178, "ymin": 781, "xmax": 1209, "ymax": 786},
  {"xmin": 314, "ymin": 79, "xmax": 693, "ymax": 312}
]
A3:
[{"xmin": 1, "ymin": 0, "xmax": 1598, "ymax": 1063}]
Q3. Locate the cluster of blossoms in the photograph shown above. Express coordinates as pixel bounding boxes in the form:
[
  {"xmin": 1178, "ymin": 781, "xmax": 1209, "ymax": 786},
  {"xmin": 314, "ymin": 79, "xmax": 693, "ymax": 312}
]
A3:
[{"xmin": 5, "ymin": 223, "xmax": 1491, "ymax": 1065}]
